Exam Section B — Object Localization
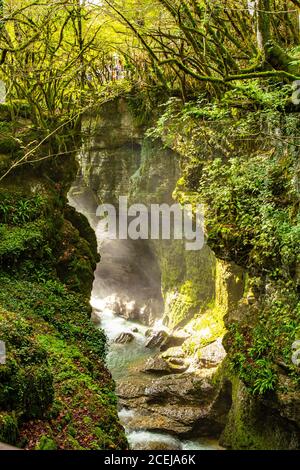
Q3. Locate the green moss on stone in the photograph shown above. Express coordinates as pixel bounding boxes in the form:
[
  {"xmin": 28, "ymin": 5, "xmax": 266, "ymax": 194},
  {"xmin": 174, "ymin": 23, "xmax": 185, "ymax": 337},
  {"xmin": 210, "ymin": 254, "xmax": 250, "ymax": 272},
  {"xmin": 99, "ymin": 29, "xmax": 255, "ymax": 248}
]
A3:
[
  {"xmin": 221, "ymin": 377, "xmax": 299, "ymax": 449},
  {"xmin": 0, "ymin": 131, "xmax": 126, "ymax": 450},
  {"xmin": 0, "ymin": 310, "xmax": 54, "ymax": 422}
]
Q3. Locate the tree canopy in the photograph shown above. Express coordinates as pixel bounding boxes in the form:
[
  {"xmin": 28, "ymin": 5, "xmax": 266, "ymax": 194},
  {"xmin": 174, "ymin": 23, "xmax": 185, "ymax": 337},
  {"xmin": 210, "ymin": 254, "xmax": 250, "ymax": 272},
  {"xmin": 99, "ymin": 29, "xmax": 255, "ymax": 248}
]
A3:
[{"xmin": 1, "ymin": 0, "xmax": 300, "ymax": 120}]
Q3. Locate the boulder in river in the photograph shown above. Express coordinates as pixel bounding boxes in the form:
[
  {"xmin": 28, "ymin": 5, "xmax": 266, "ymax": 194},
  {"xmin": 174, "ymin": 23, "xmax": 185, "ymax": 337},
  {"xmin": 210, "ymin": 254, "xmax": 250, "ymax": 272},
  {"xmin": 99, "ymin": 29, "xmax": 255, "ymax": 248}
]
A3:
[
  {"xmin": 142, "ymin": 356, "xmax": 172, "ymax": 375},
  {"xmin": 91, "ymin": 310, "xmax": 101, "ymax": 324},
  {"xmin": 145, "ymin": 330, "xmax": 169, "ymax": 349},
  {"xmin": 117, "ymin": 370, "xmax": 232, "ymax": 438},
  {"xmin": 145, "ymin": 329, "xmax": 190, "ymax": 351},
  {"xmin": 114, "ymin": 332, "xmax": 135, "ymax": 344},
  {"xmin": 142, "ymin": 355, "xmax": 189, "ymax": 375}
]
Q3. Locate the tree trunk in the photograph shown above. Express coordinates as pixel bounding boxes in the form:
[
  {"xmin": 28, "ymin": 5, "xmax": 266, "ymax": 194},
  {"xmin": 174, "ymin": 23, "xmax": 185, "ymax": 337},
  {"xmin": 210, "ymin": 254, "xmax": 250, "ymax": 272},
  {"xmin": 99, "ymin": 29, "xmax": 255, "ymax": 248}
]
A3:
[{"xmin": 256, "ymin": 0, "xmax": 271, "ymax": 54}]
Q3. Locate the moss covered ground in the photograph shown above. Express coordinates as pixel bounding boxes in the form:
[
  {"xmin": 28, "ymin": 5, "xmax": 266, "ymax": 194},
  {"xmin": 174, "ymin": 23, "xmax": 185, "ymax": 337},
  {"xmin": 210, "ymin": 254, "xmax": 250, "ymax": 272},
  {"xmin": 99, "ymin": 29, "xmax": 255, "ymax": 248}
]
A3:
[{"xmin": 0, "ymin": 108, "xmax": 127, "ymax": 449}]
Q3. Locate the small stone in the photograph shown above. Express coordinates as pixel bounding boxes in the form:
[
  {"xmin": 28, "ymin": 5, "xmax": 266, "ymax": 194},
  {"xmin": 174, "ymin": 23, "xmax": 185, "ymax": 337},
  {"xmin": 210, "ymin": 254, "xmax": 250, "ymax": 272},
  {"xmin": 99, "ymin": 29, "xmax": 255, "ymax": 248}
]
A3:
[
  {"xmin": 114, "ymin": 332, "xmax": 135, "ymax": 344},
  {"xmin": 142, "ymin": 356, "xmax": 188, "ymax": 375},
  {"xmin": 166, "ymin": 357, "xmax": 188, "ymax": 373}
]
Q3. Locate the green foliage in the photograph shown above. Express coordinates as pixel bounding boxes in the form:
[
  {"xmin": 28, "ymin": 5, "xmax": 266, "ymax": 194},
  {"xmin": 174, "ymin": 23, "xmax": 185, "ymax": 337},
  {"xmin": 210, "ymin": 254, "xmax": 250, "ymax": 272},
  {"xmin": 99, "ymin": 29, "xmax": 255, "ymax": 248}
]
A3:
[
  {"xmin": 0, "ymin": 186, "xmax": 58, "ymax": 270},
  {"xmin": 0, "ymin": 274, "xmax": 107, "ymax": 361},
  {"xmin": 35, "ymin": 435, "xmax": 57, "ymax": 450},
  {"xmin": 183, "ymin": 99, "xmax": 230, "ymax": 121},
  {"xmin": 0, "ymin": 311, "xmax": 54, "ymax": 418},
  {"xmin": 0, "ymin": 193, "xmax": 46, "ymax": 225},
  {"xmin": 198, "ymin": 152, "xmax": 300, "ymax": 273},
  {"xmin": 252, "ymin": 360, "xmax": 278, "ymax": 395},
  {"xmin": 0, "ymin": 222, "xmax": 46, "ymax": 261},
  {"xmin": 0, "ymin": 175, "xmax": 127, "ymax": 450},
  {"xmin": 226, "ymin": 285, "xmax": 300, "ymax": 394},
  {"xmin": 222, "ymin": 81, "xmax": 291, "ymax": 110},
  {"xmin": 149, "ymin": 89, "xmax": 300, "ymax": 397},
  {"xmin": 0, "ymin": 412, "xmax": 19, "ymax": 445}
]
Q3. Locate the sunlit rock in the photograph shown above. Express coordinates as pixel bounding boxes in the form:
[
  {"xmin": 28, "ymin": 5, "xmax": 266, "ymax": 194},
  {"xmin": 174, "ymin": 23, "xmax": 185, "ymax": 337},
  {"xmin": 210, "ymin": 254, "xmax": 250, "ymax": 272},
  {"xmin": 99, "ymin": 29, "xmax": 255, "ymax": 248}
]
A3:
[{"xmin": 197, "ymin": 338, "xmax": 226, "ymax": 369}]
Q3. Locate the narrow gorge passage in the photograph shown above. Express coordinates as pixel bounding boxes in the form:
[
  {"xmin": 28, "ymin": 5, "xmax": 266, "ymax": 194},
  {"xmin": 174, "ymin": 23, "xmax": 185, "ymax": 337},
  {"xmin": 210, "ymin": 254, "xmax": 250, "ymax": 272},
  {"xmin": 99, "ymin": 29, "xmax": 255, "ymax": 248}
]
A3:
[{"xmin": 68, "ymin": 115, "xmax": 223, "ymax": 451}]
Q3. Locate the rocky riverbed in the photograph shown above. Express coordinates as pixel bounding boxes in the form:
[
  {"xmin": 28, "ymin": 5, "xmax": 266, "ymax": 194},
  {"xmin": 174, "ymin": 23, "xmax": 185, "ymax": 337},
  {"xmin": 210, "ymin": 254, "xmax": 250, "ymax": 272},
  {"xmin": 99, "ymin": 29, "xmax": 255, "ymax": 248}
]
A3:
[{"xmin": 91, "ymin": 295, "xmax": 228, "ymax": 449}]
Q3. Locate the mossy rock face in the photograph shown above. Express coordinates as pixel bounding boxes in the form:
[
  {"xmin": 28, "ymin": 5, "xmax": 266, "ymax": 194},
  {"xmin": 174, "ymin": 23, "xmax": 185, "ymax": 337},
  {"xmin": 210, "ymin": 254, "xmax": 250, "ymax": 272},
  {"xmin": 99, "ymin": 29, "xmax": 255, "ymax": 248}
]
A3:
[
  {"xmin": 64, "ymin": 205, "xmax": 99, "ymax": 261},
  {"xmin": 0, "ymin": 115, "xmax": 127, "ymax": 450},
  {"xmin": 0, "ymin": 222, "xmax": 48, "ymax": 264},
  {"xmin": 55, "ymin": 219, "xmax": 98, "ymax": 297},
  {"xmin": 221, "ymin": 378, "xmax": 300, "ymax": 450},
  {"xmin": 0, "ymin": 311, "xmax": 54, "ymax": 421},
  {"xmin": 0, "ymin": 181, "xmax": 97, "ymax": 298},
  {"xmin": 145, "ymin": 94, "xmax": 300, "ymax": 440},
  {"xmin": 127, "ymin": 135, "xmax": 217, "ymax": 330},
  {"xmin": 0, "ymin": 103, "xmax": 11, "ymax": 121},
  {"xmin": 87, "ymin": 97, "xmax": 143, "ymax": 150},
  {"xmin": 0, "ymin": 136, "xmax": 20, "ymax": 155},
  {"xmin": 0, "ymin": 275, "xmax": 127, "ymax": 449}
]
